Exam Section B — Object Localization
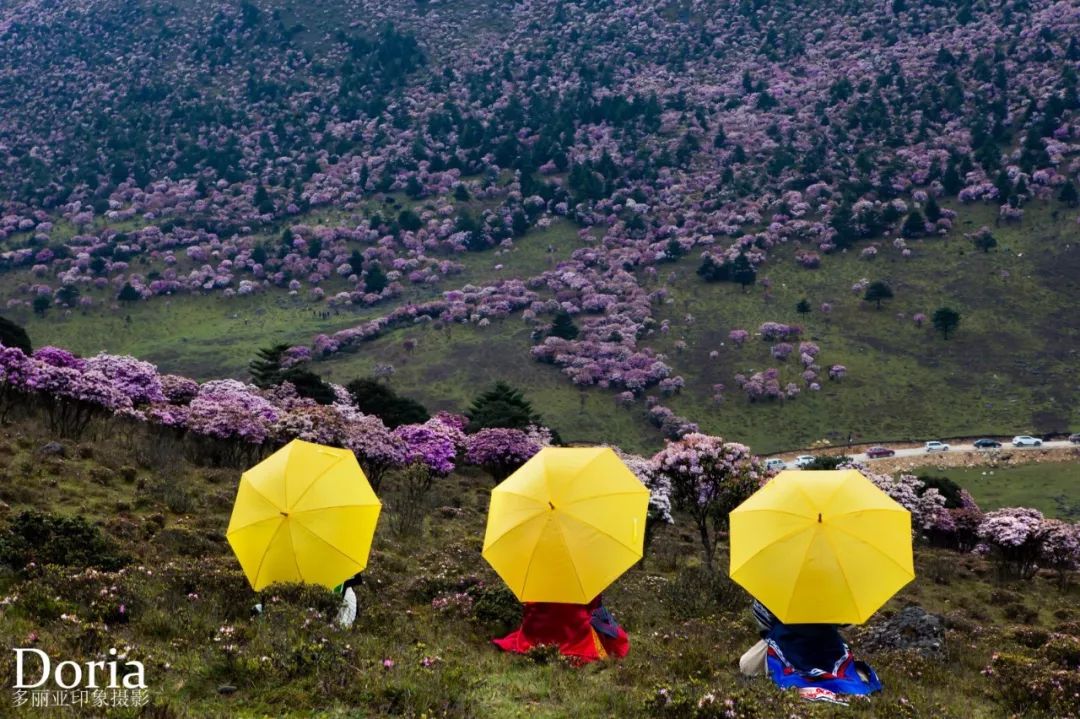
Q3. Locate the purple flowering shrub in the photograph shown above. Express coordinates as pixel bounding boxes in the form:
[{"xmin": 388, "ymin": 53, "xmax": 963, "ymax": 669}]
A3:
[
  {"xmin": 977, "ymin": 507, "xmax": 1047, "ymax": 580},
  {"xmin": 463, "ymin": 428, "xmax": 541, "ymax": 483},
  {"xmin": 1039, "ymin": 519, "xmax": 1080, "ymax": 589},
  {"xmin": 652, "ymin": 434, "xmax": 764, "ymax": 569},
  {"xmin": 392, "ymin": 418, "xmax": 463, "ymax": 476}
]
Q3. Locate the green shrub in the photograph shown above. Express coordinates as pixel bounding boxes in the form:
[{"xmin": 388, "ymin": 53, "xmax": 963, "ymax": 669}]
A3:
[
  {"xmin": 0, "ymin": 511, "xmax": 128, "ymax": 570},
  {"xmin": 806, "ymin": 455, "xmax": 852, "ymax": 470},
  {"xmin": 1010, "ymin": 626, "xmax": 1050, "ymax": 649},
  {"xmin": 665, "ymin": 565, "xmax": 747, "ymax": 620},
  {"xmin": 1039, "ymin": 633, "xmax": 1080, "ymax": 669},
  {"xmin": 12, "ymin": 581, "xmax": 73, "ymax": 621},
  {"xmin": 263, "ymin": 582, "xmax": 341, "ymax": 618},
  {"xmin": 990, "ymin": 651, "xmax": 1080, "ymax": 717},
  {"xmin": 470, "ymin": 583, "xmax": 520, "ymax": 631}
]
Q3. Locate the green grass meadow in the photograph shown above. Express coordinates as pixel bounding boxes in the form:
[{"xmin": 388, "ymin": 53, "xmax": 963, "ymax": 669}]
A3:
[{"xmin": 911, "ymin": 461, "xmax": 1080, "ymax": 520}]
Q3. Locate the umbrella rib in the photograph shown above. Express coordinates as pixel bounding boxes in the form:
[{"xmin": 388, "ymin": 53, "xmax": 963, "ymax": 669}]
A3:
[
  {"xmin": 288, "ymin": 522, "xmax": 304, "ymax": 584},
  {"xmin": 820, "ymin": 526, "xmax": 864, "ymax": 622},
  {"xmin": 287, "ymin": 452, "xmax": 346, "ymax": 511},
  {"xmin": 731, "ymin": 508, "xmax": 814, "ymax": 519},
  {"xmin": 241, "ymin": 479, "xmax": 286, "ymax": 516},
  {"xmin": 827, "ymin": 518, "xmax": 915, "ymax": 577},
  {"xmin": 516, "ymin": 514, "xmax": 554, "ymax": 600},
  {"xmin": 291, "ymin": 503, "xmax": 379, "ymax": 514},
  {"xmin": 250, "ymin": 518, "xmax": 287, "ymax": 589},
  {"xmin": 730, "ymin": 524, "xmax": 812, "ymax": 574},
  {"xmin": 783, "ymin": 527, "xmax": 823, "ymax": 620},
  {"xmin": 483, "ymin": 507, "xmax": 549, "ymax": 549},
  {"xmin": 291, "ymin": 517, "xmax": 368, "ymax": 567},
  {"xmin": 552, "ymin": 451, "xmax": 624, "ymax": 503},
  {"xmin": 227, "ymin": 514, "xmax": 281, "ymax": 535},
  {"xmin": 553, "ymin": 514, "xmax": 589, "ymax": 602},
  {"xmin": 491, "ymin": 489, "xmax": 549, "ymax": 505},
  {"xmin": 557, "ymin": 507, "xmax": 644, "ymax": 557}
]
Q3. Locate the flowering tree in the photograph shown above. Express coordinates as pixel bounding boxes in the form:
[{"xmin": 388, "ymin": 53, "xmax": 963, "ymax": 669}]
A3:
[
  {"xmin": 857, "ymin": 468, "xmax": 947, "ymax": 535},
  {"xmin": 977, "ymin": 507, "xmax": 1046, "ymax": 580},
  {"xmin": 338, "ymin": 409, "xmax": 406, "ymax": 492},
  {"xmin": 927, "ymin": 489, "xmax": 984, "ymax": 552},
  {"xmin": 463, "ymin": 427, "xmax": 541, "ymax": 483},
  {"xmin": 1038, "ymin": 519, "xmax": 1080, "ymax": 589},
  {"xmin": 652, "ymin": 434, "xmax": 764, "ymax": 570}
]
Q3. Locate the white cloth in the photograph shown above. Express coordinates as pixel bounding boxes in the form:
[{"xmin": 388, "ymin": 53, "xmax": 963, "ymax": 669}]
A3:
[
  {"xmin": 739, "ymin": 639, "xmax": 768, "ymax": 677},
  {"xmin": 336, "ymin": 587, "xmax": 357, "ymax": 628}
]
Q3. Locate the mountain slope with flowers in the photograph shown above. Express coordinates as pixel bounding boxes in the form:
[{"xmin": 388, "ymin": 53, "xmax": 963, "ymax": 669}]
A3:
[
  {"xmin": 0, "ymin": 388, "xmax": 1078, "ymax": 717},
  {"xmin": 1, "ymin": 0, "xmax": 1080, "ymax": 453}
]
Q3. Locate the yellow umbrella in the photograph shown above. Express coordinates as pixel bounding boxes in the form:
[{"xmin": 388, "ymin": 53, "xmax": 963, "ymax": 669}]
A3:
[
  {"xmin": 482, "ymin": 447, "xmax": 649, "ymax": 603},
  {"xmin": 729, "ymin": 469, "xmax": 913, "ymax": 624},
  {"xmin": 227, "ymin": 439, "xmax": 381, "ymax": 591}
]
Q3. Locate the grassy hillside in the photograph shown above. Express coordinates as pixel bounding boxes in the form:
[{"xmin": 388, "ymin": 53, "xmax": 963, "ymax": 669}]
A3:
[
  {"xmin": 910, "ymin": 462, "xmax": 1080, "ymax": 521},
  {"xmin": 0, "ymin": 412, "xmax": 1077, "ymax": 718},
  {"xmin": 16, "ymin": 200, "xmax": 1078, "ymax": 455}
]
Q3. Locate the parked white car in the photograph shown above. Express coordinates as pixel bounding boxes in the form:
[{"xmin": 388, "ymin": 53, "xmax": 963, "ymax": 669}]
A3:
[
  {"xmin": 793, "ymin": 454, "xmax": 816, "ymax": 468},
  {"xmin": 764, "ymin": 458, "xmax": 787, "ymax": 472},
  {"xmin": 1011, "ymin": 435, "xmax": 1042, "ymax": 447},
  {"xmin": 924, "ymin": 441, "xmax": 950, "ymax": 452}
]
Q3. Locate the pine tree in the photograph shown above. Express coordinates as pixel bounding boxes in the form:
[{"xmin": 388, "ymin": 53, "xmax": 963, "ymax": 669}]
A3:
[
  {"xmin": 1059, "ymin": 180, "xmax": 1079, "ymax": 207},
  {"xmin": 364, "ymin": 263, "xmax": 388, "ymax": 293},
  {"xmin": 0, "ymin": 315, "xmax": 32, "ymax": 354},
  {"xmin": 796, "ymin": 298, "xmax": 811, "ymax": 314},
  {"xmin": 253, "ymin": 183, "xmax": 274, "ymax": 214},
  {"xmin": 731, "ymin": 253, "xmax": 756, "ymax": 291},
  {"xmin": 348, "ymin": 250, "xmax": 365, "ymax": 276},
  {"xmin": 830, "ymin": 202, "xmax": 857, "ymax": 250},
  {"xmin": 924, "ymin": 195, "xmax": 942, "ymax": 222},
  {"xmin": 549, "ymin": 310, "xmax": 580, "ymax": 340},
  {"xmin": 942, "ymin": 162, "xmax": 963, "ymax": 195},
  {"xmin": 250, "ymin": 344, "xmax": 290, "ymax": 388},
  {"xmin": 465, "ymin": 381, "xmax": 543, "ymax": 432},
  {"xmin": 901, "ymin": 210, "xmax": 926, "ymax": 238},
  {"xmin": 117, "ymin": 283, "xmax": 141, "ymax": 302}
]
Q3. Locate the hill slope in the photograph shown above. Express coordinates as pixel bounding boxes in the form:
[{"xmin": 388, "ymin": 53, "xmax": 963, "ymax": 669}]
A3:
[
  {"xmin": 0, "ymin": 411, "xmax": 1077, "ymax": 718},
  {"xmin": 1, "ymin": 0, "xmax": 1079, "ymax": 453}
]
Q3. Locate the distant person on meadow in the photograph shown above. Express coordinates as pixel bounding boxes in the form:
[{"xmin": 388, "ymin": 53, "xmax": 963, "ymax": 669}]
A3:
[
  {"xmin": 740, "ymin": 600, "xmax": 881, "ymax": 705},
  {"xmin": 493, "ymin": 594, "xmax": 629, "ymax": 663}
]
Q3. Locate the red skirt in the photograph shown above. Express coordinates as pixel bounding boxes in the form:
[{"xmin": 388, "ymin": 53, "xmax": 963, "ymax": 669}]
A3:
[{"xmin": 492, "ymin": 602, "xmax": 629, "ymax": 663}]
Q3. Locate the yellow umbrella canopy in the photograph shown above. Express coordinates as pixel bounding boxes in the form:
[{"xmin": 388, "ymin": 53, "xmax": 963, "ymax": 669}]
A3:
[
  {"xmin": 482, "ymin": 446, "xmax": 649, "ymax": 603},
  {"xmin": 227, "ymin": 439, "xmax": 381, "ymax": 591},
  {"xmin": 729, "ymin": 469, "xmax": 913, "ymax": 624}
]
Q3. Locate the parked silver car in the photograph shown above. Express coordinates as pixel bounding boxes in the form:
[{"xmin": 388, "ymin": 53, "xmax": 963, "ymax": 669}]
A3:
[
  {"xmin": 924, "ymin": 441, "xmax": 950, "ymax": 452},
  {"xmin": 1011, "ymin": 435, "xmax": 1042, "ymax": 447}
]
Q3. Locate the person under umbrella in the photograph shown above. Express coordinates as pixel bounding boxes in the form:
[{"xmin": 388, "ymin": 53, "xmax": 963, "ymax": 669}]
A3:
[
  {"xmin": 493, "ymin": 593, "xmax": 629, "ymax": 663},
  {"xmin": 740, "ymin": 598, "xmax": 880, "ymax": 704}
]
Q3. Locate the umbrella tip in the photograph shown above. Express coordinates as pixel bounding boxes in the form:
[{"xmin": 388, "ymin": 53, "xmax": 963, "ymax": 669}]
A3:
[
  {"xmin": 817, "ymin": 512, "xmax": 822, "ymax": 523},
  {"xmin": 280, "ymin": 511, "xmax": 289, "ymax": 518},
  {"xmin": 548, "ymin": 501, "xmax": 555, "ymax": 510}
]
